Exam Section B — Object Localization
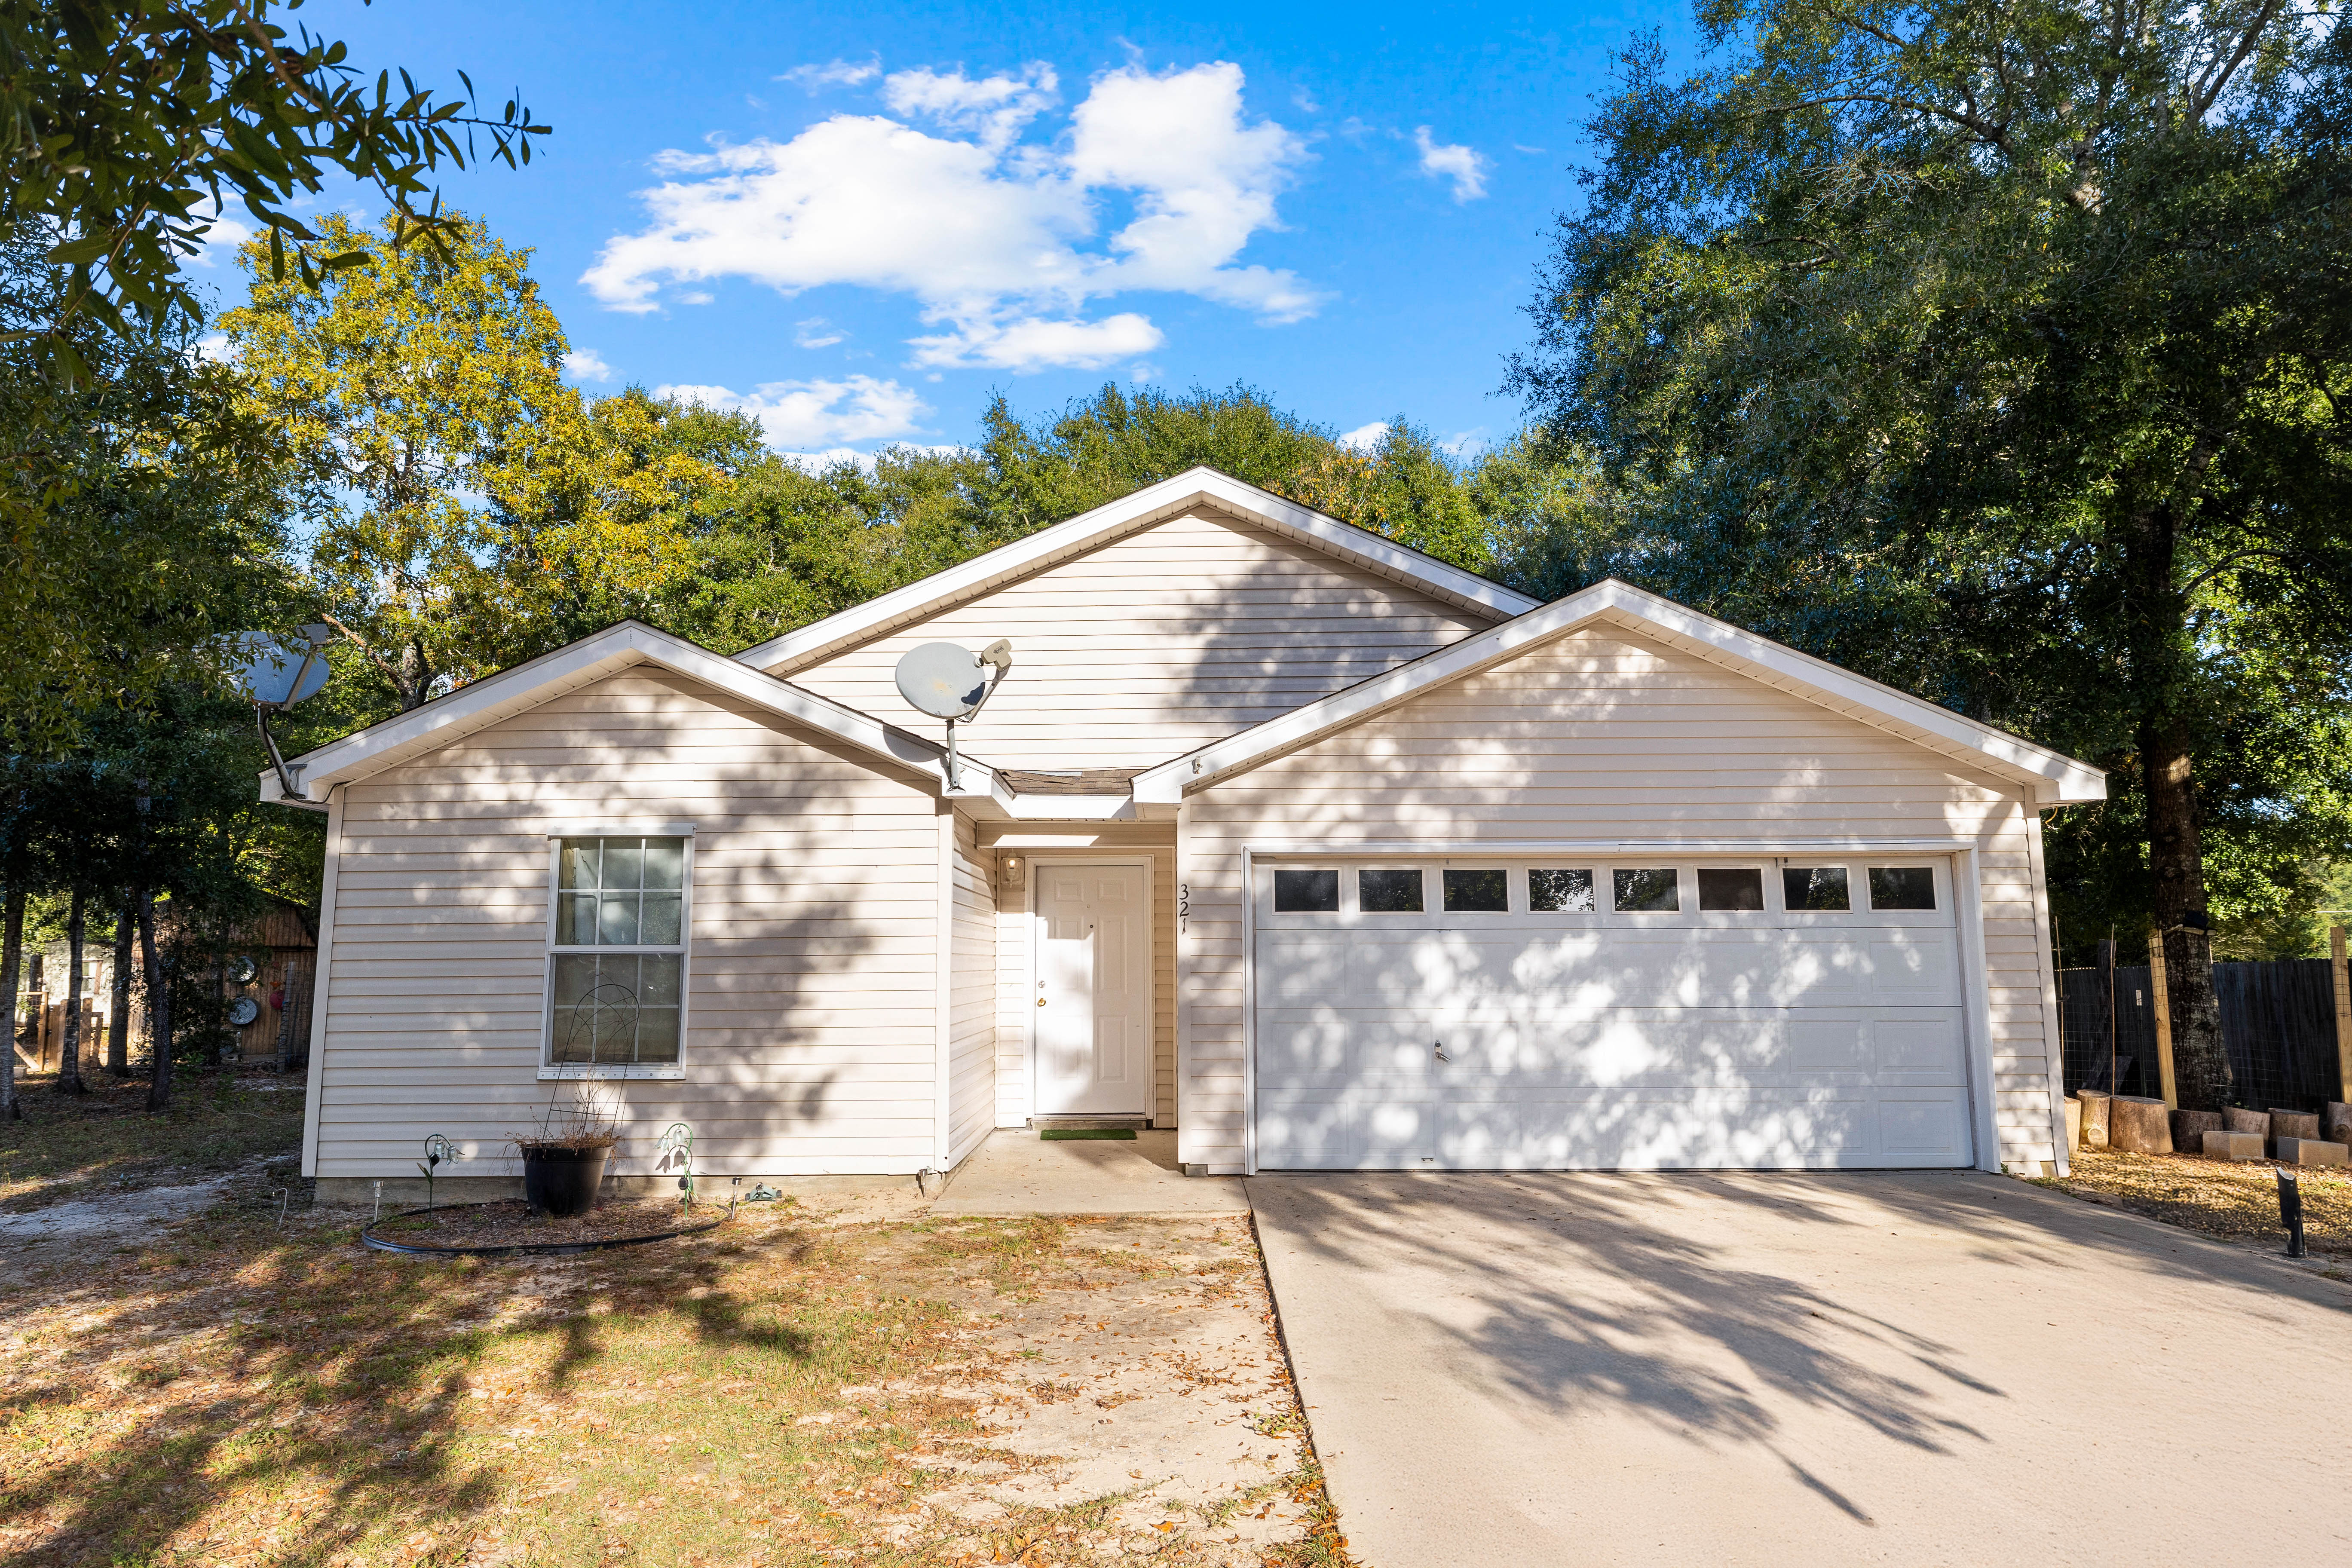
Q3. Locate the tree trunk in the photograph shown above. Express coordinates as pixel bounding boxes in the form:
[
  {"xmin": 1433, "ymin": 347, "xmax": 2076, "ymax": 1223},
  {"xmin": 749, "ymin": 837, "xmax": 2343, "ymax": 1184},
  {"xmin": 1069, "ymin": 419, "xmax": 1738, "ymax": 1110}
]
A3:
[
  {"xmin": 0, "ymin": 886, "xmax": 22, "ymax": 1121},
  {"xmin": 139, "ymin": 891, "xmax": 175, "ymax": 1113},
  {"xmin": 58, "ymin": 885, "xmax": 86, "ymax": 1094},
  {"xmin": 107, "ymin": 891, "xmax": 133, "ymax": 1074},
  {"xmin": 2122, "ymin": 484, "xmax": 2233, "ymax": 1115},
  {"xmin": 2141, "ymin": 714, "xmax": 2232, "ymax": 1110}
]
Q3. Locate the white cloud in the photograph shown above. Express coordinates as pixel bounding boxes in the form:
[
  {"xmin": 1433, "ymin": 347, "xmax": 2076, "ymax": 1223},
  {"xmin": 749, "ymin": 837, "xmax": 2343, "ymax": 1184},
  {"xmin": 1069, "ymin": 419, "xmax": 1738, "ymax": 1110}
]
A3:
[
  {"xmin": 1413, "ymin": 127, "xmax": 1489, "ymax": 202},
  {"xmin": 779, "ymin": 58, "xmax": 879, "ymax": 89},
  {"xmin": 563, "ymin": 348, "xmax": 615, "ymax": 382},
  {"xmin": 585, "ymin": 61, "xmax": 1319, "ymax": 373},
  {"xmin": 1338, "ymin": 421, "xmax": 1389, "ymax": 453},
  {"xmin": 881, "ymin": 63, "xmax": 1056, "ymax": 150},
  {"xmin": 774, "ymin": 441, "xmax": 967, "ymax": 474},
  {"xmin": 193, "ymin": 331, "xmax": 234, "ymax": 364},
  {"xmin": 909, "ymin": 312, "xmax": 1162, "ymax": 371},
  {"xmin": 655, "ymin": 374, "xmax": 929, "ymax": 449},
  {"xmin": 794, "ymin": 317, "xmax": 847, "ymax": 349},
  {"xmin": 186, "ymin": 212, "xmax": 256, "ymax": 271}
]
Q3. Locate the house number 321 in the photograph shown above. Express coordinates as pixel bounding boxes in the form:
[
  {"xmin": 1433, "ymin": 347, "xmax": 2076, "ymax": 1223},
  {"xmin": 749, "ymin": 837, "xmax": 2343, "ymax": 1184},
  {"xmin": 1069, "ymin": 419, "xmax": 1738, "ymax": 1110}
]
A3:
[{"xmin": 1178, "ymin": 882, "xmax": 1188, "ymax": 935}]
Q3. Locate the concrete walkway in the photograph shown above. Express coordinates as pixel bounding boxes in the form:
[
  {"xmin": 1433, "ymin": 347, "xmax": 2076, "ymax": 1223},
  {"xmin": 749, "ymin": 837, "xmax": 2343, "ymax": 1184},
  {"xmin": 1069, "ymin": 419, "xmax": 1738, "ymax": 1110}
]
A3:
[
  {"xmin": 934, "ymin": 1129, "xmax": 1249, "ymax": 1217},
  {"xmin": 1251, "ymin": 1170, "xmax": 2352, "ymax": 1568}
]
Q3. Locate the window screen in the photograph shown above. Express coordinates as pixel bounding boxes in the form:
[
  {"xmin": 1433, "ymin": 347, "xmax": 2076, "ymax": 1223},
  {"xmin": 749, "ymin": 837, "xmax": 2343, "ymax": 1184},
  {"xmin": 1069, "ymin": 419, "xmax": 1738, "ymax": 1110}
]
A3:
[
  {"xmin": 1358, "ymin": 869, "xmax": 1425, "ymax": 913},
  {"xmin": 1613, "ymin": 868, "xmax": 1680, "ymax": 913},
  {"xmin": 1696, "ymin": 868, "xmax": 1764, "ymax": 911},
  {"xmin": 1442, "ymin": 869, "xmax": 1509, "ymax": 913},
  {"xmin": 1782, "ymin": 867, "xmax": 1851, "ymax": 911},
  {"xmin": 550, "ymin": 836, "xmax": 686, "ymax": 1066},
  {"xmin": 1867, "ymin": 867, "xmax": 1937, "ymax": 910},
  {"xmin": 1528, "ymin": 869, "xmax": 1595, "ymax": 913},
  {"xmin": 1273, "ymin": 869, "xmax": 1339, "ymax": 913}
]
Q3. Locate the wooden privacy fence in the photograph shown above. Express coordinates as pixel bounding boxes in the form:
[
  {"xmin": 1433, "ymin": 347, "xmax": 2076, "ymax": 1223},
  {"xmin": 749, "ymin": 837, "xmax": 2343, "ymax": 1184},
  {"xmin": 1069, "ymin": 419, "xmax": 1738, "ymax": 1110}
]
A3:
[{"xmin": 2059, "ymin": 936, "xmax": 2352, "ymax": 1112}]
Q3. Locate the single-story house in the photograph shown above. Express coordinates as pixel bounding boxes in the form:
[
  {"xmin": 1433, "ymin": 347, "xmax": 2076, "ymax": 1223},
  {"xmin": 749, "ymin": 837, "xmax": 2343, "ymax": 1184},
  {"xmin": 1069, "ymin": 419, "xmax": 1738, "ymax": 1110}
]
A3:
[{"xmin": 265, "ymin": 468, "xmax": 2105, "ymax": 1197}]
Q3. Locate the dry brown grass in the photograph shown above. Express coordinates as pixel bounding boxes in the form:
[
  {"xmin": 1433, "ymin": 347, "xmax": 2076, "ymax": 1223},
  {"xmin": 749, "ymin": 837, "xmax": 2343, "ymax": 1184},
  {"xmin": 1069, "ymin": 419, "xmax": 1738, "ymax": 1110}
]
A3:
[
  {"xmin": 0, "ymin": 1069, "xmax": 306, "ymax": 1210},
  {"xmin": 2034, "ymin": 1145, "xmax": 2352, "ymax": 1259},
  {"xmin": 1, "ymin": 1177, "xmax": 1348, "ymax": 1567}
]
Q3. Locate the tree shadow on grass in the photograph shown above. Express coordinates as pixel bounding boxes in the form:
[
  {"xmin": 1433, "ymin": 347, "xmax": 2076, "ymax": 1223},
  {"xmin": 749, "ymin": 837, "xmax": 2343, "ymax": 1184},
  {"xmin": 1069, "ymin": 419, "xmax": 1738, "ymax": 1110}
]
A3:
[{"xmin": 0, "ymin": 1203, "xmax": 870, "ymax": 1568}]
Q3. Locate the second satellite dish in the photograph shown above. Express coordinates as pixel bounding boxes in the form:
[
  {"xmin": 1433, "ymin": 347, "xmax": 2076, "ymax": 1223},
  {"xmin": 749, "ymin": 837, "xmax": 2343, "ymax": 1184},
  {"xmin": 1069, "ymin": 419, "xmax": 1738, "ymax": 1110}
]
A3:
[
  {"xmin": 895, "ymin": 641, "xmax": 990, "ymax": 720},
  {"xmin": 236, "ymin": 642, "xmax": 330, "ymax": 707}
]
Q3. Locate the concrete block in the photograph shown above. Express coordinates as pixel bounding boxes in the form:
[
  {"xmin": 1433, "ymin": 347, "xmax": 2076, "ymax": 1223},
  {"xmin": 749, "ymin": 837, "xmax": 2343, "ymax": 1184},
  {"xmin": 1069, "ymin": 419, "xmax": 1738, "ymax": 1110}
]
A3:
[
  {"xmin": 2203, "ymin": 1130, "xmax": 2267, "ymax": 1161},
  {"xmin": 2064, "ymin": 1096, "xmax": 2083, "ymax": 1151},
  {"xmin": 2273, "ymin": 1138, "xmax": 2349, "ymax": 1167}
]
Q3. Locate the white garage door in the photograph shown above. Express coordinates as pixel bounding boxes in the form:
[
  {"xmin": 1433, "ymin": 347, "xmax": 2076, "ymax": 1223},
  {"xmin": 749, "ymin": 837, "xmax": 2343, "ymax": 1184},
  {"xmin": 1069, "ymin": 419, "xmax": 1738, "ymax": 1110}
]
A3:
[{"xmin": 1252, "ymin": 858, "xmax": 1974, "ymax": 1170}]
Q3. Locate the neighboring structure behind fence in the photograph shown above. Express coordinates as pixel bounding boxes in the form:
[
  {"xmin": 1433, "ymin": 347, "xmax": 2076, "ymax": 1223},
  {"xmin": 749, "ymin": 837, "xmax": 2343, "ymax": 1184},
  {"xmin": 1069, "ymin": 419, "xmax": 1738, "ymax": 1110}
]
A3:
[{"xmin": 2060, "ymin": 949, "xmax": 2349, "ymax": 1112}]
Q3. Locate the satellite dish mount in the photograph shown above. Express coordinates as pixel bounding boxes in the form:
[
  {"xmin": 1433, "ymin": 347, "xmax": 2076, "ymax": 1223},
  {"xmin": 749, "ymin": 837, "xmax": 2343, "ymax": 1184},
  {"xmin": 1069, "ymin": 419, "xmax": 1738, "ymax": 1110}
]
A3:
[
  {"xmin": 893, "ymin": 639, "xmax": 1011, "ymax": 790},
  {"xmin": 239, "ymin": 623, "xmax": 336, "ymax": 803}
]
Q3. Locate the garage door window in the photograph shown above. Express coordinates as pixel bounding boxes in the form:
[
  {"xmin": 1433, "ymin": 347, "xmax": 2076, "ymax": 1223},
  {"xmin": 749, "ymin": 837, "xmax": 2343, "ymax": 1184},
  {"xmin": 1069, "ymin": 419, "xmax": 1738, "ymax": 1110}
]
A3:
[
  {"xmin": 1868, "ymin": 867, "xmax": 1937, "ymax": 910},
  {"xmin": 1442, "ymin": 869, "xmax": 1509, "ymax": 913},
  {"xmin": 1359, "ymin": 869, "xmax": 1424, "ymax": 913},
  {"xmin": 1696, "ymin": 868, "xmax": 1764, "ymax": 911},
  {"xmin": 1528, "ymin": 868, "xmax": 1595, "ymax": 912},
  {"xmin": 1613, "ymin": 868, "xmax": 1680, "ymax": 912},
  {"xmin": 1783, "ymin": 866, "xmax": 1851, "ymax": 910},
  {"xmin": 1274, "ymin": 869, "xmax": 1339, "ymax": 913}
]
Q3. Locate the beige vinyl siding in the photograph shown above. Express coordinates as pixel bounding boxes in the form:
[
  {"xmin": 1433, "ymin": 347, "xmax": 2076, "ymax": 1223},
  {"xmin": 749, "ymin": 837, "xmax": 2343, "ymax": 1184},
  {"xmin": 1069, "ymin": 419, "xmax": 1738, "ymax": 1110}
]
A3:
[
  {"xmin": 1176, "ymin": 624, "xmax": 2061, "ymax": 1174},
  {"xmin": 947, "ymin": 810, "xmax": 996, "ymax": 1165},
  {"xmin": 782, "ymin": 508, "xmax": 1500, "ymax": 768},
  {"xmin": 978, "ymin": 823, "xmax": 1180, "ymax": 1125},
  {"xmin": 312, "ymin": 665, "xmax": 943, "ymax": 1179}
]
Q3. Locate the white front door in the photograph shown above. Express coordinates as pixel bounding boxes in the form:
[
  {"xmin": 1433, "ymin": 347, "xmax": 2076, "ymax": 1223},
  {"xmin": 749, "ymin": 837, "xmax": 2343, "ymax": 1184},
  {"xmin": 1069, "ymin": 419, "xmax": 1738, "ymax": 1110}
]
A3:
[{"xmin": 1035, "ymin": 862, "xmax": 1152, "ymax": 1116}]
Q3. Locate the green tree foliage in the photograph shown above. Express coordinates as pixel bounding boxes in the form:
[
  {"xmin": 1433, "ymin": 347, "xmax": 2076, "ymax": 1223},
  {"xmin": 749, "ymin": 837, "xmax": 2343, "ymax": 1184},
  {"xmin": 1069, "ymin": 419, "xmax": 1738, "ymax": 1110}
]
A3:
[
  {"xmin": 1508, "ymin": 0, "xmax": 2352, "ymax": 1107},
  {"xmin": 0, "ymin": 0, "xmax": 545, "ymax": 372},
  {"xmin": 0, "ymin": 229, "xmax": 293, "ymax": 757}
]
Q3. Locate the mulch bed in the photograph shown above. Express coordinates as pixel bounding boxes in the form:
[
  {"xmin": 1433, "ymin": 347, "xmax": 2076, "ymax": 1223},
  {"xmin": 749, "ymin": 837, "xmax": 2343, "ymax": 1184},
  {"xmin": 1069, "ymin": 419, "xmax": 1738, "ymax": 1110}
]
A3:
[
  {"xmin": 364, "ymin": 1198, "xmax": 723, "ymax": 1253},
  {"xmin": 2037, "ymin": 1146, "xmax": 2352, "ymax": 1257}
]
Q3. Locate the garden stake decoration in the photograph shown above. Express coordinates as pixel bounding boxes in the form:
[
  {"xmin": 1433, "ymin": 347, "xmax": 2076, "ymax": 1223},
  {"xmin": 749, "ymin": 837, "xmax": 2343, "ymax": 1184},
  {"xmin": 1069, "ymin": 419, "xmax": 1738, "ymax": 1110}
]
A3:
[
  {"xmin": 2278, "ymin": 1168, "xmax": 2308, "ymax": 1259},
  {"xmin": 418, "ymin": 1134, "xmax": 453, "ymax": 1212},
  {"xmin": 656, "ymin": 1122, "xmax": 695, "ymax": 1210}
]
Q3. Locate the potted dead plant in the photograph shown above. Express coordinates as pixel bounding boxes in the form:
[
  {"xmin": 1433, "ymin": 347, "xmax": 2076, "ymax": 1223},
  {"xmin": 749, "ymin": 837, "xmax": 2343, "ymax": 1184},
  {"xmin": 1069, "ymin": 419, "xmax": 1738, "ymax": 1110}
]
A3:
[{"xmin": 518, "ymin": 1087, "xmax": 622, "ymax": 1217}]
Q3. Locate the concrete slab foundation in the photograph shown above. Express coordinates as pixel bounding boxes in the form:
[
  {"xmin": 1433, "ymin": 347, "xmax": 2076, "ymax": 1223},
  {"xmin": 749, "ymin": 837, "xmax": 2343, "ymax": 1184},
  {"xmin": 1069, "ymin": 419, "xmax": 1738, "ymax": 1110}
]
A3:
[
  {"xmin": 312, "ymin": 1172, "xmax": 920, "ymax": 1207},
  {"xmin": 931, "ymin": 1130, "xmax": 1249, "ymax": 1217}
]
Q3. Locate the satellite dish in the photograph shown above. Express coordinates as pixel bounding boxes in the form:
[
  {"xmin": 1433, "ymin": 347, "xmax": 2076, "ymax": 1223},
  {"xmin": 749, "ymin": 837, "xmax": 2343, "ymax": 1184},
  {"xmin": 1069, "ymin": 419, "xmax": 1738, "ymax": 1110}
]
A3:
[
  {"xmin": 896, "ymin": 642, "xmax": 989, "ymax": 720},
  {"xmin": 236, "ymin": 639, "xmax": 331, "ymax": 708}
]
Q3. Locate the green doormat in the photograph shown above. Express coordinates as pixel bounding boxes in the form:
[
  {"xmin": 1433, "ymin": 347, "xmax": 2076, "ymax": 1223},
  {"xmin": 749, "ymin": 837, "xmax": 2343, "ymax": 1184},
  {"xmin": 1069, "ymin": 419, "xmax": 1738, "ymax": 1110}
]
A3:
[{"xmin": 1040, "ymin": 1128, "xmax": 1137, "ymax": 1141}]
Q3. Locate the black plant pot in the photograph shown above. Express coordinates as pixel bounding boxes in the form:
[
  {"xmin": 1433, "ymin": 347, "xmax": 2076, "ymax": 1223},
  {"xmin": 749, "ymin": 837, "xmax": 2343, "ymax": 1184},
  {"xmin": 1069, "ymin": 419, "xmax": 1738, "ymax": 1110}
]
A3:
[{"xmin": 522, "ymin": 1145, "xmax": 610, "ymax": 1217}]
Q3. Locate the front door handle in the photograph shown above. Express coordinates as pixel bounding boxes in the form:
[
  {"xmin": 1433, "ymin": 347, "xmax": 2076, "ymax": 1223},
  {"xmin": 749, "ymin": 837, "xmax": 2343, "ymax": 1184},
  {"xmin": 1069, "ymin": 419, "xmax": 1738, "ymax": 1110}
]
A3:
[{"xmin": 1433, "ymin": 1039, "xmax": 1451, "ymax": 1063}]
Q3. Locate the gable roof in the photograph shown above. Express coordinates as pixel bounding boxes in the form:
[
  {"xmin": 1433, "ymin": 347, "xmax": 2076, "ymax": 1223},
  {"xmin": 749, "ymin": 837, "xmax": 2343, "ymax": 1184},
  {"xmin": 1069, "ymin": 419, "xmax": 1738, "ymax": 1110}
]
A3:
[
  {"xmin": 1131, "ymin": 579, "xmax": 2108, "ymax": 807},
  {"xmin": 258, "ymin": 621, "xmax": 999, "ymax": 809},
  {"xmin": 732, "ymin": 466, "xmax": 1542, "ymax": 674}
]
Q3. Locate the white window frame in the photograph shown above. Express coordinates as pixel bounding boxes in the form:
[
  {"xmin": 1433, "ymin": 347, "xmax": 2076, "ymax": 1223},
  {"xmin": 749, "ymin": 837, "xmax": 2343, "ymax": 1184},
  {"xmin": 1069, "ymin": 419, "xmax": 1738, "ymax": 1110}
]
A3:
[{"xmin": 538, "ymin": 824, "xmax": 695, "ymax": 1081}]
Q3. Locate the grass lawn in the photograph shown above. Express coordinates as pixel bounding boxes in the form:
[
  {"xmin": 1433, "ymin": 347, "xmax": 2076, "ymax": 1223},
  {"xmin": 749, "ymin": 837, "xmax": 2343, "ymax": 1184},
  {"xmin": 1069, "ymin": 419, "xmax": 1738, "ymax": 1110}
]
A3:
[
  {"xmin": 1, "ymin": 1069, "xmax": 307, "ymax": 1210},
  {"xmin": 0, "ymin": 1084, "xmax": 1344, "ymax": 1568},
  {"xmin": 2035, "ymin": 1145, "xmax": 2352, "ymax": 1264}
]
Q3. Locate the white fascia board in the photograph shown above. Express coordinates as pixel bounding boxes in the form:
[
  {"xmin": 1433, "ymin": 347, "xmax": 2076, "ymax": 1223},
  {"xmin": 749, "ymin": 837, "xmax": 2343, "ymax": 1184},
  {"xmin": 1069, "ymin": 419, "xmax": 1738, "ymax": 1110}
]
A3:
[
  {"xmin": 732, "ymin": 466, "xmax": 1539, "ymax": 673},
  {"xmin": 257, "ymin": 622, "xmax": 987, "ymax": 801},
  {"xmin": 1133, "ymin": 579, "xmax": 2107, "ymax": 806}
]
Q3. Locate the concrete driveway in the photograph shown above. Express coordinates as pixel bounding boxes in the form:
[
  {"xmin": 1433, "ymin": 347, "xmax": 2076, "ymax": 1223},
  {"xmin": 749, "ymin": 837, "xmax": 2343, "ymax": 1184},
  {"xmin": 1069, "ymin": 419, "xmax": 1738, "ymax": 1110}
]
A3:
[{"xmin": 1249, "ymin": 1171, "xmax": 2352, "ymax": 1567}]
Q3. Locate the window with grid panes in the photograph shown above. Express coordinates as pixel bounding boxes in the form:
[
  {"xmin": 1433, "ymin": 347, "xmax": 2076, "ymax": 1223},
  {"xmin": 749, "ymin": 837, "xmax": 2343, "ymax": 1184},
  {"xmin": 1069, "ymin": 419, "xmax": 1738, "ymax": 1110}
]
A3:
[{"xmin": 547, "ymin": 836, "xmax": 687, "ymax": 1066}]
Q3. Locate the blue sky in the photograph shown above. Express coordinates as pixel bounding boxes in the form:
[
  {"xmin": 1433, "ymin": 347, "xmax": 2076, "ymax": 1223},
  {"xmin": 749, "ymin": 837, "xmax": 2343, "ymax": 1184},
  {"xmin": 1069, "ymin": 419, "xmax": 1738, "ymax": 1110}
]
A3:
[{"xmin": 217, "ymin": 1, "xmax": 1697, "ymax": 463}]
